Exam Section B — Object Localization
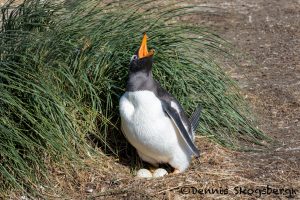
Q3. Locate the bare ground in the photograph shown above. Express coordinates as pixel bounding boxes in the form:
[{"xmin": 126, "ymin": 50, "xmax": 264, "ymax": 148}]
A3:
[
  {"xmin": 2, "ymin": 0, "xmax": 300, "ymax": 199},
  {"xmin": 192, "ymin": 0, "xmax": 300, "ymax": 190}
]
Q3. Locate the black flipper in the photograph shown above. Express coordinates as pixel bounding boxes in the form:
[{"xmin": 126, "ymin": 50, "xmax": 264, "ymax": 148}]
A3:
[
  {"xmin": 190, "ymin": 105, "xmax": 202, "ymax": 133},
  {"xmin": 161, "ymin": 100, "xmax": 200, "ymax": 158}
]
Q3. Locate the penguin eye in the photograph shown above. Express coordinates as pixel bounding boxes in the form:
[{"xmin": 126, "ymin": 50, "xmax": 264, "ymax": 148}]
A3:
[{"xmin": 131, "ymin": 55, "xmax": 138, "ymax": 61}]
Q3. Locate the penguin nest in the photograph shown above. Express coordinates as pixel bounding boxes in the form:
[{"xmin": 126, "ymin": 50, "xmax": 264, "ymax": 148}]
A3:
[{"xmin": 30, "ymin": 136, "xmax": 298, "ymax": 199}]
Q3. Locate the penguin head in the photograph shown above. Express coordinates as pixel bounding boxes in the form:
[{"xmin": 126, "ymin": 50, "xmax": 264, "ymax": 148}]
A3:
[{"xmin": 129, "ymin": 33, "xmax": 155, "ymax": 73}]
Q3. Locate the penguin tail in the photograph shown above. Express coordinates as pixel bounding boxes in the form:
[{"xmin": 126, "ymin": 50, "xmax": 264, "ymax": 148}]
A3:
[{"xmin": 190, "ymin": 105, "xmax": 202, "ymax": 133}]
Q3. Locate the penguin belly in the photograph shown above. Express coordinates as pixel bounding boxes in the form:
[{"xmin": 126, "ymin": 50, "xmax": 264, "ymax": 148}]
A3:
[{"xmin": 119, "ymin": 91, "xmax": 192, "ymax": 171}]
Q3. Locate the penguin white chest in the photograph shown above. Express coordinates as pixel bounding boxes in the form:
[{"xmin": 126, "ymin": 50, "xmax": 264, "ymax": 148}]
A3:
[{"xmin": 119, "ymin": 91, "xmax": 178, "ymax": 160}]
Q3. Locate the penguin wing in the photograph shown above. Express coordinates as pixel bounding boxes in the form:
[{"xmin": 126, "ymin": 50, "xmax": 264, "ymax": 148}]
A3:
[{"xmin": 161, "ymin": 100, "xmax": 200, "ymax": 158}]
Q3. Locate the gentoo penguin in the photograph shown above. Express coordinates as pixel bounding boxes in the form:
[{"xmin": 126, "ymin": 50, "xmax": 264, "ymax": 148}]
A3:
[{"xmin": 119, "ymin": 33, "xmax": 201, "ymax": 175}]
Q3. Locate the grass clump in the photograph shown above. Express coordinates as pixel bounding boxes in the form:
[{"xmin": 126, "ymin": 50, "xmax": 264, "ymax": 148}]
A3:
[{"xmin": 0, "ymin": 0, "xmax": 269, "ymax": 196}]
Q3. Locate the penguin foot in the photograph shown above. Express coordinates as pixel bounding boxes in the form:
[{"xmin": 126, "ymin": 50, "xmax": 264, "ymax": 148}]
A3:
[
  {"xmin": 172, "ymin": 169, "xmax": 181, "ymax": 174},
  {"xmin": 153, "ymin": 168, "xmax": 168, "ymax": 178},
  {"xmin": 136, "ymin": 168, "xmax": 152, "ymax": 178}
]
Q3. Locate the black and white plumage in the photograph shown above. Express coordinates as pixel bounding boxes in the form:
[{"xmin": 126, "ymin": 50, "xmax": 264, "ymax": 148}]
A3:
[{"xmin": 119, "ymin": 34, "xmax": 201, "ymax": 174}]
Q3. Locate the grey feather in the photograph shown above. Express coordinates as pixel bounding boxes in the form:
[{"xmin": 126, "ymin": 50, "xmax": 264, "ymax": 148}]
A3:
[{"xmin": 161, "ymin": 100, "xmax": 200, "ymax": 158}]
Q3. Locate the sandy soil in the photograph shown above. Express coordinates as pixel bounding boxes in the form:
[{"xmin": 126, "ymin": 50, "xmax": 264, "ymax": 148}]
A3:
[{"xmin": 192, "ymin": 0, "xmax": 300, "ymax": 184}]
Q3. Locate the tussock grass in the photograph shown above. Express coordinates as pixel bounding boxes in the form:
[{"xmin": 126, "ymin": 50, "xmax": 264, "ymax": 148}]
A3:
[{"xmin": 0, "ymin": 0, "xmax": 269, "ymax": 196}]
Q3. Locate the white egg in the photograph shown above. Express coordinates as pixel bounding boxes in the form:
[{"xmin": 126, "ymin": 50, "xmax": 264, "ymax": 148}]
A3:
[
  {"xmin": 152, "ymin": 168, "xmax": 168, "ymax": 178},
  {"xmin": 136, "ymin": 168, "xmax": 153, "ymax": 178}
]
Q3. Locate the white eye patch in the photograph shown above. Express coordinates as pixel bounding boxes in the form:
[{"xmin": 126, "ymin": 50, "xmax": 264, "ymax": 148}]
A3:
[{"xmin": 131, "ymin": 55, "xmax": 138, "ymax": 61}]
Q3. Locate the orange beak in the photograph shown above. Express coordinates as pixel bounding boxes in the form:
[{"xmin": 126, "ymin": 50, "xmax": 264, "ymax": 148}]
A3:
[{"xmin": 138, "ymin": 33, "xmax": 154, "ymax": 59}]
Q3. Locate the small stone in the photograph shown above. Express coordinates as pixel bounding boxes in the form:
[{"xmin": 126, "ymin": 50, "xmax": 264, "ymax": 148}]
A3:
[
  {"xmin": 85, "ymin": 188, "xmax": 93, "ymax": 193},
  {"xmin": 20, "ymin": 196, "xmax": 29, "ymax": 200},
  {"xmin": 153, "ymin": 168, "xmax": 168, "ymax": 178},
  {"xmin": 136, "ymin": 168, "xmax": 153, "ymax": 178}
]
